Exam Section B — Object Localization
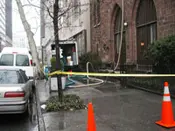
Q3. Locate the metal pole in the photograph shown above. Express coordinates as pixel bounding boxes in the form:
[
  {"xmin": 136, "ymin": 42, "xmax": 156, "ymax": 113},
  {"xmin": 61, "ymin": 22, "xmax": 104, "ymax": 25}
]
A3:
[{"xmin": 0, "ymin": 37, "xmax": 2, "ymax": 52}]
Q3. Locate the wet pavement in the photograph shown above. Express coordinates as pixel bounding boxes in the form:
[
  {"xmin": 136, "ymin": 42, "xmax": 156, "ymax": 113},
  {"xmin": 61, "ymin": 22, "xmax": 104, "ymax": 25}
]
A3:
[
  {"xmin": 40, "ymin": 79, "xmax": 175, "ymax": 131},
  {"xmin": 0, "ymin": 89, "xmax": 38, "ymax": 131}
]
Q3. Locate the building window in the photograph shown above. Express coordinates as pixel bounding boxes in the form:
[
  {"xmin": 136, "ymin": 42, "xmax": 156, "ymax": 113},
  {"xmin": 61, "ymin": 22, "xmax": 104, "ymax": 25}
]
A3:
[
  {"xmin": 114, "ymin": 7, "xmax": 126, "ymax": 64},
  {"xmin": 136, "ymin": 0, "xmax": 157, "ymax": 65},
  {"xmin": 93, "ymin": 0, "xmax": 100, "ymax": 25},
  {"xmin": 73, "ymin": 0, "xmax": 80, "ymax": 19},
  {"xmin": 114, "ymin": 8, "xmax": 122, "ymax": 54}
]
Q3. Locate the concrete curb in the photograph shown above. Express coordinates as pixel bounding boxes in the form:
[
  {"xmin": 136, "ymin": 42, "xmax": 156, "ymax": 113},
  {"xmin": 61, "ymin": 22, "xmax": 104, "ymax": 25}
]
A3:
[
  {"xmin": 35, "ymin": 81, "xmax": 46, "ymax": 131},
  {"xmin": 127, "ymin": 82, "xmax": 175, "ymax": 99}
]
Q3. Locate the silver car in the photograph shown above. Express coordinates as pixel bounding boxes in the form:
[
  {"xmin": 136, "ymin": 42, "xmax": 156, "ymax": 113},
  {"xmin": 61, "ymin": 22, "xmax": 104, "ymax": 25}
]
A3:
[{"xmin": 0, "ymin": 68, "xmax": 33, "ymax": 114}]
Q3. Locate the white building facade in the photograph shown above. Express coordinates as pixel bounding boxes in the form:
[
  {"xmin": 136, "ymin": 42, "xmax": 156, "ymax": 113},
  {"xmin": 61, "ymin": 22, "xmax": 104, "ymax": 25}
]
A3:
[
  {"xmin": 59, "ymin": 0, "xmax": 91, "ymax": 56},
  {"xmin": 0, "ymin": 0, "xmax": 12, "ymax": 51},
  {"xmin": 12, "ymin": 33, "xmax": 29, "ymax": 49},
  {"xmin": 40, "ymin": 0, "xmax": 91, "ymax": 65}
]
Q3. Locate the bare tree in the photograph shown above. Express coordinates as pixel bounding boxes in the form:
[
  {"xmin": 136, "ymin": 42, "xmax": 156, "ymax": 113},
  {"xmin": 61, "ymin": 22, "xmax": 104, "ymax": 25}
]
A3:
[
  {"xmin": 46, "ymin": 0, "xmax": 78, "ymax": 102},
  {"xmin": 41, "ymin": 0, "xmax": 89, "ymax": 102},
  {"xmin": 15, "ymin": 0, "xmax": 89, "ymax": 101},
  {"xmin": 53, "ymin": 0, "xmax": 63, "ymax": 102},
  {"xmin": 15, "ymin": 0, "xmax": 41, "ymax": 78}
]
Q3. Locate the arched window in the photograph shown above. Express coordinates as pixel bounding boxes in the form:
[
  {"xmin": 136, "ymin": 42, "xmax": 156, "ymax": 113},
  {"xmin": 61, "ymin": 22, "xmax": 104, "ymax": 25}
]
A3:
[
  {"xmin": 114, "ymin": 7, "xmax": 126, "ymax": 64},
  {"xmin": 94, "ymin": 0, "xmax": 100, "ymax": 25},
  {"xmin": 136, "ymin": 0, "xmax": 157, "ymax": 65}
]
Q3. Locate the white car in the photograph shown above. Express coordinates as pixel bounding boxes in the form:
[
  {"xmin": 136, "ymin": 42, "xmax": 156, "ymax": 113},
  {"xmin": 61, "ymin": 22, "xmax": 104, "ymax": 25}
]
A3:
[
  {"xmin": 0, "ymin": 68, "xmax": 33, "ymax": 114},
  {"xmin": 0, "ymin": 47, "xmax": 36, "ymax": 80}
]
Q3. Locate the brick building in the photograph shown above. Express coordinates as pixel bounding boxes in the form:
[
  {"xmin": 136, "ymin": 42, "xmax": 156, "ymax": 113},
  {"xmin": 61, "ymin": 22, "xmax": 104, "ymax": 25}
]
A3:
[{"xmin": 90, "ymin": 0, "xmax": 175, "ymax": 70}]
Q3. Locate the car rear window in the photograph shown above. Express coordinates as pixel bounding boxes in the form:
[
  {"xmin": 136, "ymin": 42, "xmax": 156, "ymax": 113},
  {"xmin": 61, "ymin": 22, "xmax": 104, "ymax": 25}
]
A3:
[
  {"xmin": 16, "ymin": 54, "xmax": 29, "ymax": 66},
  {"xmin": 0, "ymin": 70, "xmax": 23, "ymax": 84},
  {"xmin": 0, "ymin": 54, "xmax": 14, "ymax": 66}
]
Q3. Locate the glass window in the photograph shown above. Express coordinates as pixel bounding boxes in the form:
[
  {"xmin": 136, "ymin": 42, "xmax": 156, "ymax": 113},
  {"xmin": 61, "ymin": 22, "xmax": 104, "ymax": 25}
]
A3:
[
  {"xmin": 96, "ymin": 0, "xmax": 100, "ymax": 24},
  {"xmin": 0, "ymin": 70, "xmax": 22, "ymax": 84},
  {"xmin": 150, "ymin": 23, "xmax": 157, "ymax": 43},
  {"xmin": 114, "ymin": 8, "xmax": 122, "ymax": 54},
  {"xmin": 0, "ymin": 54, "xmax": 14, "ymax": 66},
  {"xmin": 136, "ymin": 0, "xmax": 157, "ymax": 65},
  {"xmin": 94, "ymin": 0, "xmax": 100, "ymax": 25},
  {"xmin": 73, "ymin": 0, "xmax": 79, "ymax": 19},
  {"xmin": 116, "ymin": 34, "xmax": 121, "ymax": 53},
  {"xmin": 20, "ymin": 70, "xmax": 28, "ymax": 82},
  {"xmin": 16, "ymin": 54, "xmax": 29, "ymax": 66}
]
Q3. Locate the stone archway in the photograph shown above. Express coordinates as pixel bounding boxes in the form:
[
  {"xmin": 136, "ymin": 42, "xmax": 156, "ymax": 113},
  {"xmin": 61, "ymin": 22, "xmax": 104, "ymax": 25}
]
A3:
[
  {"xmin": 111, "ymin": 4, "xmax": 126, "ymax": 66},
  {"xmin": 136, "ymin": 0, "xmax": 157, "ymax": 65}
]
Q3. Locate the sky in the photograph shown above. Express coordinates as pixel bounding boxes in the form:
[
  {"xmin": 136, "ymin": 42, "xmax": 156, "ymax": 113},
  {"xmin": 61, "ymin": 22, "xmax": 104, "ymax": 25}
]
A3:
[{"xmin": 12, "ymin": 0, "xmax": 40, "ymax": 47}]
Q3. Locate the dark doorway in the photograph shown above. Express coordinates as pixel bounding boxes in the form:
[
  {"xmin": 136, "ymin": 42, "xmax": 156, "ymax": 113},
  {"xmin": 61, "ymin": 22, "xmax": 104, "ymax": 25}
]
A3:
[{"xmin": 136, "ymin": 0, "xmax": 157, "ymax": 65}]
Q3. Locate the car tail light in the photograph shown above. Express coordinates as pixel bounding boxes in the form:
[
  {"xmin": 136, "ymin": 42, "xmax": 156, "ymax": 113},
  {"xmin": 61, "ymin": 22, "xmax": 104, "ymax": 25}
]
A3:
[
  {"xmin": 4, "ymin": 91, "xmax": 25, "ymax": 98},
  {"xmin": 30, "ymin": 60, "xmax": 33, "ymax": 66}
]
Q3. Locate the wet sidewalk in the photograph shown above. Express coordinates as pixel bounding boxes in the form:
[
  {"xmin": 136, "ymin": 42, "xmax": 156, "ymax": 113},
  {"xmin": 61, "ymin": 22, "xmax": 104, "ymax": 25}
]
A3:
[
  {"xmin": 37, "ymin": 80, "xmax": 174, "ymax": 131},
  {"xmin": 37, "ymin": 79, "xmax": 120, "ymax": 131},
  {"xmin": 41, "ymin": 82, "xmax": 119, "ymax": 131},
  {"xmin": 37, "ymin": 79, "xmax": 106, "ymax": 104},
  {"xmin": 43, "ymin": 110, "xmax": 114, "ymax": 131}
]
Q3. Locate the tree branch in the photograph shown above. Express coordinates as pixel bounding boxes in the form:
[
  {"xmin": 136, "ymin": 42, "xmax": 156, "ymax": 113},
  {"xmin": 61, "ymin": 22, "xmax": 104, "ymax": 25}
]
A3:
[
  {"xmin": 22, "ymin": 3, "xmax": 41, "ymax": 8},
  {"xmin": 22, "ymin": 0, "xmax": 90, "ymax": 21},
  {"xmin": 46, "ymin": 6, "xmax": 54, "ymax": 19}
]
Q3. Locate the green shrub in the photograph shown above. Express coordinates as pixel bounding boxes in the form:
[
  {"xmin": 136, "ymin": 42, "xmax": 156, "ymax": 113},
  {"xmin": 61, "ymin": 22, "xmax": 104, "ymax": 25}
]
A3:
[
  {"xmin": 50, "ymin": 57, "xmax": 56, "ymax": 71},
  {"xmin": 50, "ymin": 57, "xmax": 64, "ymax": 72},
  {"xmin": 46, "ymin": 94, "xmax": 86, "ymax": 111},
  {"xmin": 146, "ymin": 35, "xmax": 175, "ymax": 73},
  {"xmin": 79, "ymin": 52, "xmax": 102, "ymax": 71}
]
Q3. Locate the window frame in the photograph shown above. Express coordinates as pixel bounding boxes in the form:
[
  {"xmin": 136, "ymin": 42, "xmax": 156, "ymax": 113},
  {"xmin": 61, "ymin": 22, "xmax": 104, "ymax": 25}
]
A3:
[
  {"xmin": 93, "ymin": 0, "xmax": 100, "ymax": 26},
  {"xmin": 0, "ymin": 70, "xmax": 22, "ymax": 84},
  {"xmin": 0, "ymin": 54, "xmax": 14, "ymax": 66},
  {"xmin": 136, "ymin": 0, "xmax": 157, "ymax": 65},
  {"xmin": 19, "ymin": 70, "xmax": 29, "ymax": 83},
  {"xmin": 15, "ymin": 54, "xmax": 30, "ymax": 67}
]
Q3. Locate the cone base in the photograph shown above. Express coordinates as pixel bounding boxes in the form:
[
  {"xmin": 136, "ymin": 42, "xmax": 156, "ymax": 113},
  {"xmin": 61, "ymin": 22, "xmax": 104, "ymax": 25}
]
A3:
[{"xmin": 156, "ymin": 120, "xmax": 175, "ymax": 128}]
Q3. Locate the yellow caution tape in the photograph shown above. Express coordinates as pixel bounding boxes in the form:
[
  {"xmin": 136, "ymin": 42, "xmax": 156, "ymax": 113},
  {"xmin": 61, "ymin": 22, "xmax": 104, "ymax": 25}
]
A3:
[{"xmin": 48, "ymin": 70, "xmax": 175, "ymax": 77}]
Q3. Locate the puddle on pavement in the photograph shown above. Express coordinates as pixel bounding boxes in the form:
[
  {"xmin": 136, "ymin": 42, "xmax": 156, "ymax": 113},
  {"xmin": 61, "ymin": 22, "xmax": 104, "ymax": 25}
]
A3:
[
  {"xmin": 71, "ymin": 77, "xmax": 100, "ymax": 84},
  {"xmin": 94, "ymin": 81, "xmax": 129, "ymax": 93}
]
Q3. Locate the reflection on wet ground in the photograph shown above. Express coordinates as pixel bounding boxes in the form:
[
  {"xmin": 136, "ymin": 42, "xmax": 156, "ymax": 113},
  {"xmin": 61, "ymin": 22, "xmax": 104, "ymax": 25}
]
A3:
[{"xmin": 43, "ymin": 82, "xmax": 175, "ymax": 131}]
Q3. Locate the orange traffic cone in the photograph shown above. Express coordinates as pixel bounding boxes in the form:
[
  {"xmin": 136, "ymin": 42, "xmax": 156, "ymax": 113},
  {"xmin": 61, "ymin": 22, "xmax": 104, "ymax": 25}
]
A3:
[
  {"xmin": 156, "ymin": 82, "xmax": 175, "ymax": 128},
  {"xmin": 87, "ymin": 102, "xmax": 96, "ymax": 131}
]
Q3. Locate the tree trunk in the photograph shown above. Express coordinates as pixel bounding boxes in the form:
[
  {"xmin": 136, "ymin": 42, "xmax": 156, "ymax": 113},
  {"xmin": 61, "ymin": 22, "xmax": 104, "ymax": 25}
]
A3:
[
  {"xmin": 53, "ymin": 0, "xmax": 63, "ymax": 102},
  {"xmin": 15, "ymin": 0, "xmax": 41, "ymax": 77}
]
